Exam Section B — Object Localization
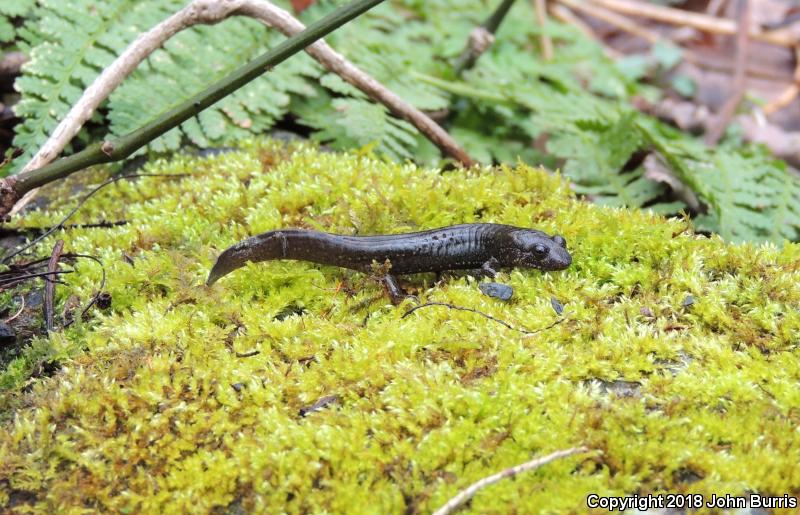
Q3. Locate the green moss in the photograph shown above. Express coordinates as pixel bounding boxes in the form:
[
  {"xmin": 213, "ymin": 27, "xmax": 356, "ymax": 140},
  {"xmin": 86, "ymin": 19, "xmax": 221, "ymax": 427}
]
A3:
[{"xmin": 0, "ymin": 140, "xmax": 798, "ymax": 513}]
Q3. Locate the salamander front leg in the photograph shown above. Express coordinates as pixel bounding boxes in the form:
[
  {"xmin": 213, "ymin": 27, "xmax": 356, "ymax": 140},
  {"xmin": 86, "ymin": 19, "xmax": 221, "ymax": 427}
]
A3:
[
  {"xmin": 480, "ymin": 257, "xmax": 500, "ymax": 278},
  {"xmin": 382, "ymin": 274, "xmax": 416, "ymax": 305}
]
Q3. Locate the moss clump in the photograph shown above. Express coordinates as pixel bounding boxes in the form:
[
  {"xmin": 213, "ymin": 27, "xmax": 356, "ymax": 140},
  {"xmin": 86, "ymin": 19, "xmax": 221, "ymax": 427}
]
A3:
[{"xmin": 0, "ymin": 140, "xmax": 798, "ymax": 513}]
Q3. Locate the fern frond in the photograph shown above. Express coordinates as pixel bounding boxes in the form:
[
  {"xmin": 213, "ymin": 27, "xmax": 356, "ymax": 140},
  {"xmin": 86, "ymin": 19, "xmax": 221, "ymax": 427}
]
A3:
[
  {"xmin": 639, "ymin": 119, "xmax": 800, "ymax": 242},
  {"xmin": 0, "ymin": 0, "xmax": 35, "ymax": 42},
  {"xmin": 0, "ymin": 18, "xmax": 13, "ymax": 43}
]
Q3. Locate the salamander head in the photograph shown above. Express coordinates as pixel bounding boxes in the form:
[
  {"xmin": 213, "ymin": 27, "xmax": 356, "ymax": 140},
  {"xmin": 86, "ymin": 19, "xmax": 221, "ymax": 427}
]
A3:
[{"xmin": 507, "ymin": 230, "xmax": 572, "ymax": 271}]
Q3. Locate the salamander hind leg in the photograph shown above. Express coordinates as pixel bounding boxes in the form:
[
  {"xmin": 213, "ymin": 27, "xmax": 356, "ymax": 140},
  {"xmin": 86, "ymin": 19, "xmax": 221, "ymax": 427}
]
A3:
[{"xmin": 382, "ymin": 274, "xmax": 417, "ymax": 305}]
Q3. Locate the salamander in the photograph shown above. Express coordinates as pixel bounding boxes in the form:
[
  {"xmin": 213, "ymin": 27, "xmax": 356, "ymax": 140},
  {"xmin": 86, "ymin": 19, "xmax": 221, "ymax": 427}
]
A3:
[{"xmin": 206, "ymin": 223, "xmax": 572, "ymax": 303}]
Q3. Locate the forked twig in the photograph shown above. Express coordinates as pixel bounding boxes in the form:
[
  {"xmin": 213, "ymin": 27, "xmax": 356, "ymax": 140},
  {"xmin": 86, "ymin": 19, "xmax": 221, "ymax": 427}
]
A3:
[{"xmin": 763, "ymin": 48, "xmax": 800, "ymax": 115}]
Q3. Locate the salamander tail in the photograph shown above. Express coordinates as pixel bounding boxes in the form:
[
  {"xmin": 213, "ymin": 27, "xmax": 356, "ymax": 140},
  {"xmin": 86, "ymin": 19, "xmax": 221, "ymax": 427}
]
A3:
[{"xmin": 206, "ymin": 231, "xmax": 289, "ymax": 285}]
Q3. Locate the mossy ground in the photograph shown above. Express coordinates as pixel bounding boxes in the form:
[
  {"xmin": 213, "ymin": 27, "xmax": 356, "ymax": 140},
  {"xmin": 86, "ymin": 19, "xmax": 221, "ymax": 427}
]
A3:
[{"xmin": 0, "ymin": 140, "xmax": 798, "ymax": 513}]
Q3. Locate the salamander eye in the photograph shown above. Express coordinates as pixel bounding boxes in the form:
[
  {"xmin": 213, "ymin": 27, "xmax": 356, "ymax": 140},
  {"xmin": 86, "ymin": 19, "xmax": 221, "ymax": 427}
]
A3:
[
  {"xmin": 532, "ymin": 243, "xmax": 549, "ymax": 257},
  {"xmin": 553, "ymin": 235, "xmax": 567, "ymax": 248}
]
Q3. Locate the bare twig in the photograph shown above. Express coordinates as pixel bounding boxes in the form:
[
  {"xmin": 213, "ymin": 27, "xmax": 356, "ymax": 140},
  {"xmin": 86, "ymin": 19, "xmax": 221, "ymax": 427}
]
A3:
[
  {"xmin": 1, "ymin": 254, "xmax": 69, "ymax": 272},
  {"xmin": 585, "ymin": 0, "xmax": 792, "ymax": 47},
  {"xmin": 10, "ymin": 0, "xmax": 242, "ymax": 216},
  {"xmin": 44, "ymin": 240, "xmax": 65, "ymax": 333},
  {"xmin": 705, "ymin": 0, "xmax": 750, "ymax": 145},
  {"xmin": 0, "ymin": 254, "xmax": 101, "ymax": 328},
  {"xmin": 532, "ymin": 0, "xmax": 554, "ymax": 60},
  {"xmin": 19, "ymin": 1, "xmax": 237, "ymax": 176},
  {"xmin": 763, "ymin": 84, "xmax": 800, "ymax": 116},
  {"xmin": 0, "ymin": 220, "xmax": 128, "ymax": 238},
  {"xmin": 555, "ymin": 0, "xmax": 789, "ymax": 82},
  {"xmin": 432, "ymin": 447, "xmax": 591, "ymax": 515},
  {"xmin": 402, "ymin": 301, "xmax": 566, "ymax": 335}
]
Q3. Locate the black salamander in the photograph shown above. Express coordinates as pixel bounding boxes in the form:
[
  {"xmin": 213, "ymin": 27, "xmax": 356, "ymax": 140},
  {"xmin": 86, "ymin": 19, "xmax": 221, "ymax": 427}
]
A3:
[{"xmin": 206, "ymin": 223, "xmax": 572, "ymax": 303}]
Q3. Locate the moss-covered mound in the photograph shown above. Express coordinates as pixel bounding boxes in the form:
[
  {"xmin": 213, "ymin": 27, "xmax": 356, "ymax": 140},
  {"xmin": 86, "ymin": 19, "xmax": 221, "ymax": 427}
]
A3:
[{"xmin": 1, "ymin": 141, "xmax": 798, "ymax": 513}]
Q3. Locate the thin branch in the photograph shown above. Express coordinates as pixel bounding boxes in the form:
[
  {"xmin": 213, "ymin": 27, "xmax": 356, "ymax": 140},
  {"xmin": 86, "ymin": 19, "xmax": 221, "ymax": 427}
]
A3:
[
  {"xmin": 432, "ymin": 447, "xmax": 591, "ymax": 515},
  {"xmin": 1, "ymin": 254, "xmax": 73, "ymax": 273},
  {"xmin": 0, "ymin": 0, "xmax": 388, "ymax": 218},
  {"xmin": 402, "ymin": 301, "xmax": 566, "ymax": 335},
  {"xmin": 44, "ymin": 239, "xmax": 65, "ymax": 333},
  {"xmin": 532, "ymin": 0, "xmax": 554, "ymax": 60},
  {"xmin": 9, "ymin": 0, "xmax": 243, "ymax": 216},
  {"xmin": 0, "ymin": 220, "xmax": 128, "ymax": 238},
  {"xmin": 557, "ymin": 0, "xmax": 782, "ymax": 83},
  {"xmin": 19, "ymin": 0, "xmax": 242, "ymax": 176},
  {"xmin": 706, "ymin": 0, "xmax": 728, "ymax": 16},
  {"xmin": 705, "ymin": 0, "xmax": 750, "ymax": 145}
]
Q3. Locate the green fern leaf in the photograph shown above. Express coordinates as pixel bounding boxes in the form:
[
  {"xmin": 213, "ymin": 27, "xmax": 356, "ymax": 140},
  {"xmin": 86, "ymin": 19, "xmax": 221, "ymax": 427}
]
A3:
[
  {"xmin": 0, "ymin": 0, "xmax": 35, "ymax": 42},
  {"xmin": 297, "ymin": 95, "xmax": 418, "ymax": 161},
  {"xmin": 0, "ymin": 0, "xmax": 35, "ymax": 17},
  {"xmin": 638, "ymin": 119, "xmax": 800, "ymax": 242},
  {"xmin": 0, "ymin": 18, "xmax": 13, "ymax": 43}
]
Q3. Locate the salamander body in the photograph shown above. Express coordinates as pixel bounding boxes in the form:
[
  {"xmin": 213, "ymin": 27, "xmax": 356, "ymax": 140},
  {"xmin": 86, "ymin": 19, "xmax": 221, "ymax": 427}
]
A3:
[{"xmin": 206, "ymin": 223, "xmax": 572, "ymax": 300}]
